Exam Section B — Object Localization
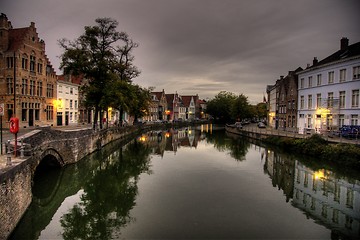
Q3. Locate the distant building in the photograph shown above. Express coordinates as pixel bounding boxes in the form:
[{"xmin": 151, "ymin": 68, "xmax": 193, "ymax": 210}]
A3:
[
  {"xmin": 266, "ymin": 84, "xmax": 276, "ymax": 128},
  {"xmin": 297, "ymin": 38, "xmax": 360, "ymax": 134},
  {"xmin": 56, "ymin": 75, "xmax": 79, "ymax": 126},
  {"xmin": 181, "ymin": 95, "xmax": 196, "ymax": 120},
  {"xmin": 0, "ymin": 13, "xmax": 58, "ymax": 128}
]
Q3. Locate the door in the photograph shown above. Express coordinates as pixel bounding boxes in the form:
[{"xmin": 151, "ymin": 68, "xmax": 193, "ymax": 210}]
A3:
[{"xmin": 29, "ymin": 109, "xmax": 34, "ymax": 127}]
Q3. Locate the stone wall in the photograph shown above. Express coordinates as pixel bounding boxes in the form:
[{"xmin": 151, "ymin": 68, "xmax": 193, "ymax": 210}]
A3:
[{"xmin": 0, "ymin": 159, "xmax": 33, "ymax": 239}]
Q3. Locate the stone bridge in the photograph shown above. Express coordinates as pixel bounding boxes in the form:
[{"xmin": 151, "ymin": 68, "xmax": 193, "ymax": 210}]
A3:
[{"xmin": 0, "ymin": 125, "xmax": 147, "ymax": 239}]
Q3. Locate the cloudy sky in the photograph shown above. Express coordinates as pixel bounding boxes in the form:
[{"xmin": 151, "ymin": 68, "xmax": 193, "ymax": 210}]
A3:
[{"xmin": 2, "ymin": 0, "xmax": 360, "ymax": 103}]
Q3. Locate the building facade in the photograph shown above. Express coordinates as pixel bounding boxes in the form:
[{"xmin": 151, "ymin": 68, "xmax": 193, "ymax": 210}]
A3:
[
  {"xmin": 56, "ymin": 76, "xmax": 79, "ymax": 126},
  {"xmin": 297, "ymin": 38, "xmax": 360, "ymax": 134},
  {"xmin": 0, "ymin": 14, "xmax": 57, "ymax": 128}
]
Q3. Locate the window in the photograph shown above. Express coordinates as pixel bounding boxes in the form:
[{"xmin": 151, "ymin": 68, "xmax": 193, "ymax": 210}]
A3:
[
  {"xmin": 46, "ymin": 106, "xmax": 54, "ymax": 121},
  {"xmin": 339, "ymin": 91, "xmax": 345, "ymax": 108},
  {"xmin": 328, "ymin": 71, "xmax": 334, "ymax": 84},
  {"xmin": 47, "ymin": 84, "xmax": 54, "ymax": 98},
  {"xmin": 351, "ymin": 115, "xmax": 358, "ymax": 125},
  {"xmin": 75, "ymin": 100, "xmax": 78, "ymax": 109},
  {"xmin": 30, "ymin": 54, "xmax": 36, "ymax": 72},
  {"xmin": 21, "ymin": 79, "xmax": 28, "ymax": 95},
  {"xmin": 328, "ymin": 92, "xmax": 334, "ymax": 108},
  {"xmin": 317, "ymin": 74, "xmax": 322, "ymax": 86},
  {"xmin": 37, "ymin": 81, "xmax": 42, "ymax": 96},
  {"xmin": 353, "ymin": 66, "xmax": 360, "ymax": 79},
  {"xmin": 340, "ymin": 69, "xmax": 346, "ymax": 82},
  {"xmin": 37, "ymin": 60, "xmax": 43, "ymax": 74},
  {"xmin": 300, "ymin": 96, "xmax": 304, "ymax": 109},
  {"xmin": 300, "ymin": 78, "xmax": 304, "ymax": 89},
  {"xmin": 317, "ymin": 94, "xmax": 322, "ymax": 108},
  {"xmin": 70, "ymin": 88, "xmax": 73, "ymax": 94},
  {"xmin": 339, "ymin": 114, "xmax": 344, "ymax": 127},
  {"xmin": 29, "ymin": 80, "xmax": 35, "ymax": 95},
  {"xmin": 352, "ymin": 90, "xmax": 359, "ymax": 107},
  {"xmin": 308, "ymin": 76, "xmax": 312, "ymax": 87},
  {"xmin": 6, "ymin": 77, "xmax": 13, "ymax": 94},
  {"xmin": 22, "ymin": 55, "xmax": 28, "ymax": 70},
  {"xmin": 21, "ymin": 102, "xmax": 27, "ymax": 121},
  {"xmin": 308, "ymin": 95, "xmax": 312, "ymax": 109},
  {"xmin": 6, "ymin": 57, "xmax": 14, "ymax": 68},
  {"xmin": 70, "ymin": 100, "xmax": 73, "ymax": 109},
  {"xmin": 35, "ymin": 103, "xmax": 40, "ymax": 121}
]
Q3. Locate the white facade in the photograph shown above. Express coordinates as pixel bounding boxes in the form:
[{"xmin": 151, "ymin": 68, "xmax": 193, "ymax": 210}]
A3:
[
  {"xmin": 267, "ymin": 85, "xmax": 277, "ymax": 128},
  {"xmin": 56, "ymin": 80, "xmax": 79, "ymax": 126},
  {"xmin": 297, "ymin": 57, "xmax": 360, "ymax": 134}
]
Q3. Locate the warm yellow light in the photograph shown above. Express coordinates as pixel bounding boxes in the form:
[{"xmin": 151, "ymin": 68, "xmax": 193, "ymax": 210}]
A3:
[
  {"xmin": 54, "ymin": 99, "xmax": 63, "ymax": 108},
  {"xmin": 314, "ymin": 170, "xmax": 325, "ymax": 180},
  {"xmin": 165, "ymin": 132, "xmax": 170, "ymax": 138},
  {"xmin": 139, "ymin": 135, "xmax": 147, "ymax": 142}
]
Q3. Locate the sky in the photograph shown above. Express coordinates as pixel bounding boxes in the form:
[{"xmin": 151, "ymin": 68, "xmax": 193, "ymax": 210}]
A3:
[{"xmin": 2, "ymin": 0, "xmax": 360, "ymax": 103}]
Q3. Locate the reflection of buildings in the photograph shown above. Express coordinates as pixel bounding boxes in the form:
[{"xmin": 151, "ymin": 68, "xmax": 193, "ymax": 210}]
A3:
[
  {"xmin": 263, "ymin": 150, "xmax": 295, "ymax": 202},
  {"xmin": 137, "ymin": 125, "xmax": 212, "ymax": 156},
  {"xmin": 263, "ymin": 149, "xmax": 360, "ymax": 239},
  {"xmin": 293, "ymin": 162, "xmax": 360, "ymax": 239}
]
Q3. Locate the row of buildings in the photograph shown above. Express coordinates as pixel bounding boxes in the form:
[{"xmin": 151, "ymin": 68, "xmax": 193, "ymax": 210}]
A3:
[
  {"xmin": 267, "ymin": 37, "xmax": 360, "ymax": 134},
  {"xmin": 0, "ymin": 14, "xmax": 207, "ymax": 129}
]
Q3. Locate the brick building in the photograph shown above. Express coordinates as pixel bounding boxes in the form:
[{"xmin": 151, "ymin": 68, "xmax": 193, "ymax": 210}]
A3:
[{"xmin": 0, "ymin": 13, "xmax": 57, "ymax": 129}]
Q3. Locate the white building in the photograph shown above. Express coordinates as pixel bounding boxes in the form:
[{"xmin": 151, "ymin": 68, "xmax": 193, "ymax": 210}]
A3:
[
  {"xmin": 56, "ymin": 78, "xmax": 79, "ymax": 126},
  {"xmin": 297, "ymin": 38, "xmax": 360, "ymax": 134}
]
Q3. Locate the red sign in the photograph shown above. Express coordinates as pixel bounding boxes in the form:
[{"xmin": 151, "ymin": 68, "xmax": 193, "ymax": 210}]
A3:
[{"xmin": 9, "ymin": 117, "xmax": 19, "ymax": 134}]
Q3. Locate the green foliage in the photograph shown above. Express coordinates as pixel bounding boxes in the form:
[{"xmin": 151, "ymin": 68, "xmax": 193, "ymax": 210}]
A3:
[
  {"xmin": 59, "ymin": 17, "xmax": 144, "ymax": 128},
  {"xmin": 206, "ymin": 91, "xmax": 253, "ymax": 123},
  {"xmin": 264, "ymin": 135, "xmax": 360, "ymax": 170}
]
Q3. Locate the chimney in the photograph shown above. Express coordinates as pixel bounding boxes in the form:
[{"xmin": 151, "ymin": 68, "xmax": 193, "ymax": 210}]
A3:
[
  {"xmin": 341, "ymin": 37, "xmax": 349, "ymax": 50},
  {"xmin": 313, "ymin": 57, "xmax": 318, "ymax": 65}
]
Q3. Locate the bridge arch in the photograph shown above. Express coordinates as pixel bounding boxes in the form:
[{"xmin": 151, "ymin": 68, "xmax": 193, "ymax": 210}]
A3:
[
  {"xmin": 38, "ymin": 148, "xmax": 65, "ymax": 168},
  {"xmin": 32, "ymin": 148, "xmax": 65, "ymax": 200}
]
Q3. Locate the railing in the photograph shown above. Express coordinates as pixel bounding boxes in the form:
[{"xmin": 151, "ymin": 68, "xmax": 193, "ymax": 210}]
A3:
[{"xmin": 3, "ymin": 138, "xmax": 28, "ymax": 166}]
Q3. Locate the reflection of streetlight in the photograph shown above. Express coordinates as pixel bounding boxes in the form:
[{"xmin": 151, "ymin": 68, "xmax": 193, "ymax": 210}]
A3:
[{"xmin": 314, "ymin": 169, "xmax": 325, "ymax": 180}]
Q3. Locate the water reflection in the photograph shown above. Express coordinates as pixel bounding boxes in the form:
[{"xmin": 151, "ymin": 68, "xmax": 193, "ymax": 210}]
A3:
[
  {"xmin": 10, "ymin": 125, "xmax": 360, "ymax": 239},
  {"xmin": 227, "ymin": 133, "xmax": 360, "ymax": 239}
]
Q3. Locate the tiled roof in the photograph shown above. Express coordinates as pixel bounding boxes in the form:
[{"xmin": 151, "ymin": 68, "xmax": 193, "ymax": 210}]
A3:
[
  {"xmin": 310, "ymin": 41, "xmax": 360, "ymax": 69},
  {"xmin": 181, "ymin": 96, "xmax": 192, "ymax": 107}
]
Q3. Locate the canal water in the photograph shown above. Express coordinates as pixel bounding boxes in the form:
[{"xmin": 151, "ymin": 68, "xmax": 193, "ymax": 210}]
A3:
[{"xmin": 10, "ymin": 125, "xmax": 360, "ymax": 239}]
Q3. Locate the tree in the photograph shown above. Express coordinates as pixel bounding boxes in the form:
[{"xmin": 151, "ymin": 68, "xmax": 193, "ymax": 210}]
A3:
[
  {"xmin": 59, "ymin": 17, "xmax": 140, "ymax": 129},
  {"xmin": 206, "ymin": 91, "xmax": 237, "ymax": 122},
  {"xmin": 231, "ymin": 94, "xmax": 252, "ymax": 121}
]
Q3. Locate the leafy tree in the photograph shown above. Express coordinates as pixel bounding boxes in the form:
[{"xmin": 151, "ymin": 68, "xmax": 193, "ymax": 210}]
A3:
[
  {"xmin": 231, "ymin": 94, "xmax": 252, "ymax": 121},
  {"xmin": 59, "ymin": 17, "xmax": 140, "ymax": 129},
  {"xmin": 206, "ymin": 91, "xmax": 237, "ymax": 122}
]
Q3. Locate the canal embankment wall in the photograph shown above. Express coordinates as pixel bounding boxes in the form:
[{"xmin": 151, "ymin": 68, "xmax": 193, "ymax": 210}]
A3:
[{"xmin": 225, "ymin": 125, "xmax": 359, "ymax": 145}]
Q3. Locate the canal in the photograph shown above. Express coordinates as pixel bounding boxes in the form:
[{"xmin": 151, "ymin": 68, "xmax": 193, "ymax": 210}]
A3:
[{"xmin": 10, "ymin": 125, "xmax": 360, "ymax": 239}]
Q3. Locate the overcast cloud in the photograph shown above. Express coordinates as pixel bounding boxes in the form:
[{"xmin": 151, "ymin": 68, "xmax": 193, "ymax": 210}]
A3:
[{"xmin": 2, "ymin": 0, "xmax": 360, "ymax": 103}]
